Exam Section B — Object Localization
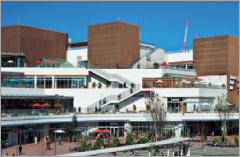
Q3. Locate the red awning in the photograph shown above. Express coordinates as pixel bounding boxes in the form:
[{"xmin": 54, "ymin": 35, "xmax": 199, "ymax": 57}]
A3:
[
  {"xmin": 46, "ymin": 61, "xmax": 54, "ymax": 64},
  {"xmin": 42, "ymin": 103, "xmax": 51, "ymax": 107},
  {"xmin": 54, "ymin": 103, "xmax": 63, "ymax": 107},
  {"xmin": 32, "ymin": 103, "xmax": 42, "ymax": 107},
  {"xmin": 93, "ymin": 128, "xmax": 104, "ymax": 133},
  {"xmin": 160, "ymin": 62, "xmax": 168, "ymax": 66},
  {"xmin": 102, "ymin": 129, "xmax": 111, "ymax": 133},
  {"xmin": 35, "ymin": 61, "xmax": 42, "ymax": 64}
]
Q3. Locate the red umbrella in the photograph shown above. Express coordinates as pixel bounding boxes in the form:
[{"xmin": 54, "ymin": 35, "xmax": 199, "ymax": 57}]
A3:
[
  {"xmin": 32, "ymin": 103, "xmax": 42, "ymax": 107},
  {"xmin": 46, "ymin": 61, "xmax": 54, "ymax": 64},
  {"xmin": 102, "ymin": 129, "xmax": 111, "ymax": 133},
  {"xmin": 160, "ymin": 62, "xmax": 168, "ymax": 66},
  {"xmin": 54, "ymin": 103, "xmax": 63, "ymax": 107},
  {"xmin": 93, "ymin": 128, "xmax": 104, "ymax": 133},
  {"xmin": 42, "ymin": 103, "xmax": 51, "ymax": 107},
  {"xmin": 8, "ymin": 104, "xmax": 15, "ymax": 107},
  {"xmin": 35, "ymin": 61, "xmax": 42, "ymax": 64}
]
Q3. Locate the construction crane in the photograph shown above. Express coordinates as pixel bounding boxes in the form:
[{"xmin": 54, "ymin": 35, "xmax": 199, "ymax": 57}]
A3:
[{"xmin": 182, "ymin": 18, "xmax": 189, "ymax": 52}]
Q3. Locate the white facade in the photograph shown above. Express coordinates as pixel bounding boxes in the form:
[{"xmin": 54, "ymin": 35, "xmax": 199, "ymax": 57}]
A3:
[{"xmin": 66, "ymin": 48, "xmax": 88, "ymax": 67}]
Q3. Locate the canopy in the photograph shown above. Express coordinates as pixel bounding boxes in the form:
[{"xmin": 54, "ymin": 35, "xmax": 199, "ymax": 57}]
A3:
[
  {"xmin": 103, "ymin": 129, "xmax": 111, "ymax": 133},
  {"xmin": 32, "ymin": 103, "xmax": 42, "ymax": 107},
  {"xmin": 10, "ymin": 78, "xmax": 18, "ymax": 82},
  {"xmin": 46, "ymin": 61, "xmax": 54, "ymax": 64},
  {"xmin": 160, "ymin": 62, "xmax": 168, "ymax": 66},
  {"xmin": 54, "ymin": 129, "xmax": 66, "ymax": 133},
  {"xmin": 35, "ymin": 61, "xmax": 42, "ymax": 64},
  {"xmin": 202, "ymin": 102, "xmax": 210, "ymax": 106},
  {"xmin": 8, "ymin": 104, "xmax": 15, "ymax": 107},
  {"xmin": 42, "ymin": 103, "xmax": 51, "ymax": 107},
  {"xmin": 93, "ymin": 128, "xmax": 104, "ymax": 133},
  {"xmin": 54, "ymin": 103, "xmax": 63, "ymax": 107}
]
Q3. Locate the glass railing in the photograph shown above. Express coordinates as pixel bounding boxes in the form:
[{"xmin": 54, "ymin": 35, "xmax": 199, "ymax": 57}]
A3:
[
  {"xmin": 1, "ymin": 83, "xmax": 35, "ymax": 88},
  {"xmin": 142, "ymin": 84, "xmax": 226, "ymax": 89},
  {"xmin": 160, "ymin": 66, "xmax": 196, "ymax": 72}
]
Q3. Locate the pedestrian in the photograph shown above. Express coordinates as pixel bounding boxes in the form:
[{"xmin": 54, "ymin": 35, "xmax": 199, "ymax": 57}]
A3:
[
  {"xmin": 12, "ymin": 154, "xmax": 15, "ymax": 156},
  {"xmin": 59, "ymin": 136, "xmax": 61, "ymax": 145},
  {"xmin": 174, "ymin": 151, "xmax": 178, "ymax": 156},
  {"xmin": 6, "ymin": 153, "xmax": 8, "ymax": 156},
  {"xmin": 35, "ymin": 136, "xmax": 37, "ymax": 144},
  {"xmin": 211, "ymin": 131, "xmax": 214, "ymax": 140},
  {"xmin": 19, "ymin": 145, "xmax": 22, "ymax": 155},
  {"xmin": 64, "ymin": 136, "xmax": 68, "ymax": 142},
  {"xmin": 6, "ymin": 139, "xmax": 9, "ymax": 148},
  {"xmin": 78, "ymin": 107, "xmax": 81, "ymax": 113}
]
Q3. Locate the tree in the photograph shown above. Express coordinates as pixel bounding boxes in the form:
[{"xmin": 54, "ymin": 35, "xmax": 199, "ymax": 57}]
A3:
[
  {"xmin": 216, "ymin": 93, "xmax": 235, "ymax": 141},
  {"xmin": 196, "ymin": 121, "xmax": 206, "ymax": 148},
  {"xmin": 145, "ymin": 92, "xmax": 166, "ymax": 141},
  {"xmin": 137, "ymin": 63, "xmax": 140, "ymax": 69},
  {"xmin": 71, "ymin": 113, "xmax": 78, "ymax": 135}
]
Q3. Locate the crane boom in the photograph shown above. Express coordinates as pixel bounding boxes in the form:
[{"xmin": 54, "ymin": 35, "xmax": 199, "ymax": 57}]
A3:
[{"xmin": 182, "ymin": 18, "xmax": 189, "ymax": 51}]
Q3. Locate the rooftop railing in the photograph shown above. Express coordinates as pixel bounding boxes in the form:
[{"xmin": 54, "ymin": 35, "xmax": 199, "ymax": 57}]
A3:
[
  {"xmin": 142, "ymin": 84, "xmax": 226, "ymax": 89},
  {"xmin": 165, "ymin": 49, "xmax": 192, "ymax": 54}
]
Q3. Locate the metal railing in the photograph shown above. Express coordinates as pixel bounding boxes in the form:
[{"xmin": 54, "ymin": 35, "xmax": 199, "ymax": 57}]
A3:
[
  {"xmin": 87, "ymin": 83, "xmax": 142, "ymax": 113},
  {"xmin": 90, "ymin": 68, "xmax": 133, "ymax": 87},
  {"xmin": 165, "ymin": 49, "xmax": 192, "ymax": 54}
]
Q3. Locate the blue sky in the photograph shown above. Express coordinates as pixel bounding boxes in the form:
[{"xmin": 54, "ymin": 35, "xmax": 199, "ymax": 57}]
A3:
[{"xmin": 1, "ymin": 1, "xmax": 239, "ymax": 51}]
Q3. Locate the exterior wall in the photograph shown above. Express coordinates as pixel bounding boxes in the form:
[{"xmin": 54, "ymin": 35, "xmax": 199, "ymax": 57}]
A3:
[
  {"xmin": 88, "ymin": 21, "xmax": 139, "ymax": 68},
  {"xmin": 1, "ymin": 25, "xmax": 21, "ymax": 53},
  {"xmin": 198, "ymin": 75, "xmax": 227, "ymax": 85},
  {"xmin": 118, "ymin": 21, "xmax": 140, "ymax": 67},
  {"xmin": 1, "ymin": 25, "xmax": 68, "ymax": 63},
  {"xmin": 193, "ymin": 35, "xmax": 229, "ymax": 75},
  {"xmin": 227, "ymin": 35, "xmax": 239, "ymax": 107},
  {"xmin": 168, "ymin": 50, "xmax": 193, "ymax": 63},
  {"xmin": 66, "ymin": 48, "xmax": 88, "ymax": 67}
]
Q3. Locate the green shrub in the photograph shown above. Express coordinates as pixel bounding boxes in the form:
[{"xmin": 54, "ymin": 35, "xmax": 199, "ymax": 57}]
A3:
[
  {"xmin": 119, "ymin": 84, "xmax": 123, "ymax": 88},
  {"xmin": 49, "ymin": 132, "xmax": 53, "ymax": 140},
  {"xmin": 149, "ymin": 144, "xmax": 156, "ymax": 151},
  {"xmin": 116, "ymin": 105, "xmax": 119, "ymax": 111},
  {"xmin": 153, "ymin": 62, "xmax": 159, "ymax": 69},
  {"xmin": 98, "ymin": 82, "xmax": 102, "ymax": 88},
  {"xmin": 234, "ymin": 136, "xmax": 239, "ymax": 144},
  {"xmin": 125, "ymin": 134, "xmax": 133, "ymax": 145},
  {"xmin": 92, "ymin": 82, "xmax": 96, "ymax": 88},
  {"xmin": 131, "ymin": 83, "xmax": 135, "ymax": 88},
  {"xmin": 148, "ymin": 131, "xmax": 153, "ymax": 140},
  {"xmin": 138, "ymin": 136, "xmax": 148, "ymax": 144},
  {"xmin": 87, "ymin": 142, "xmax": 92, "ymax": 150},
  {"xmin": 190, "ymin": 133, "xmax": 193, "ymax": 138},
  {"xmin": 81, "ymin": 140, "xmax": 86, "ymax": 151},
  {"xmin": 212, "ymin": 137, "xmax": 217, "ymax": 144},
  {"xmin": 176, "ymin": 65, "xmax": 180, "ymax": 68},
  {"xmin": 133, "ymin": 104, "xmax": 136, "ymax": 111},
  {"xmin": 202, "ymin": 134, "xmax": 207, "ymax": 141},
  {"xmin": 106, "ymin": 81, "xmax": 110, "ymax": 87},
  {"xmin": 166, "ymin": 132, "xmax": 171, "ymax": 139},
  {"xmin": 137, "ymin": 63, "xmax": 140, "ymax": 69},
  {"xmin": 146, "ymin": 104, "xmax": 150, "ymax": 111}
]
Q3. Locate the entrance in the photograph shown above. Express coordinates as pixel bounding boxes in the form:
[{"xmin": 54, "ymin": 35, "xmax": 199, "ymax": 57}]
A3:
[
  {"xmin": 110, "ymin": 127, "xmax": 118, "ymax": 137},
  {"xmin": 18, "ymin": 130, "xmax": 44, "ymax": 144}
]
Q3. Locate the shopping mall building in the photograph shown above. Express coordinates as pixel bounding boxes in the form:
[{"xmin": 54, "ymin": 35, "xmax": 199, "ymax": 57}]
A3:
[{"xmin": 1, "ymin": 21, "xmax": 239, "ymax": 146}]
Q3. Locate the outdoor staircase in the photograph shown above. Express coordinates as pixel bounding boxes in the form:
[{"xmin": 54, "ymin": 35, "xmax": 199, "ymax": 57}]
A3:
[
  {"xmin": 89, "ymin": 69, "xmax": 133, "ymax": 87},
  {"xmin": 87, "ymin": 83, "xmax": 142, "ymax": 113}
]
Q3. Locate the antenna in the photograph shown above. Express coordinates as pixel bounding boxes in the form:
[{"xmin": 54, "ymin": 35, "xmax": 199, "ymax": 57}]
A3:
[{"xmin": 182, "ymin": 18, "xmax": 189, "ymax": 51}]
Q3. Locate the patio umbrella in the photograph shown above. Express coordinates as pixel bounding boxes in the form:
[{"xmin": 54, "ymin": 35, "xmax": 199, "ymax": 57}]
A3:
[
  {"xmin": 155, "ymin": 80, "xmax": 164, "ymax": 83},
  {"xmin": 54, "ymin": 103, "xmax": 63, "ymax": 107},
  {"xmin": 160, "ymin": 62, "xmax": 168, "ymax": 66},
  {"xmin": 8, "ymin": 104, "xmax": 15, "ymax": 107},
  {"xmin": 46, "ymin": 61, "xmax": 54, "ymax": 64},
  {"xmin": 194, "ymin": 81, "xmax": 200, "ymax": 84},
  {"xmin": 103, "ymin": 129, "xmax": 111, "ymax": 133},
  {"xmin": 24, "ymin": 79, "xmax": 32, "ymax": 82},
  {"xmin": 35, "ymin": 61, "xmax": 42, "ymax": 64},
  {"xmin": 93, "ymin": 128, "xmax": 104, "ymax": 133},
  {"xmin": 202, "ymin": 102, "xmax": 210, "ymax": 106},
  {"xmin": 42, "ymin": 103, "xmax": 51, "ymax": 107},
  {"xmin": 7, "ymin": 60, "xmax": 14, "ymax": 63},
  {"xmin": 32, "ymin": 103, "xmax": 42, "ymax": 107},
  {"xmin": 10, "ymin": 78, "xmax": 18, "ymax": 82}
]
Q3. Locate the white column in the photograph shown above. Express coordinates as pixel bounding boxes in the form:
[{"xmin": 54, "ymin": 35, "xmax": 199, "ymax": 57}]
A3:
[
  {"xmin": 167, "ymin": 147, "xmax": 169, "ymax": 156},
  {"xmin": 34, "ymin": 76, "xmax": 37, "ymax": 88},
  {"xmin": 52, "ymin": 76, "xmax": 54, "ymax": 89}
]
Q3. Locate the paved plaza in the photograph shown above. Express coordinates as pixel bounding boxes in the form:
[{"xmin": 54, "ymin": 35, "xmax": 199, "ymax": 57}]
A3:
[{"xmin": 1, "ymin": 139, "xmax": 239, "ymax": 156}]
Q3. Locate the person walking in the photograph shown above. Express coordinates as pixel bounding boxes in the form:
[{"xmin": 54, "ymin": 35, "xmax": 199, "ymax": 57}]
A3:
[
  {"xmin": 19, "ymin": 145, "xmax": 22, "ymax": 155},
  {"xmin": 6, "ymin": 139, "xmax": 9, "ymax": 148},
  {"xmin": 35, "ymin": 136, "xmax": 37, "ymax": 144},
  {"xmin": 59, "ymin": 136, "xmax": 61, "ymax": 145}
]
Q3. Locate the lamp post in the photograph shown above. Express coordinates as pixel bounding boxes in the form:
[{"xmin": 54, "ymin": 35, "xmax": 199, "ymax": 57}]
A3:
[{"xmin": 53, "ymin": 129, "xmax": 65, "ymax": 156}]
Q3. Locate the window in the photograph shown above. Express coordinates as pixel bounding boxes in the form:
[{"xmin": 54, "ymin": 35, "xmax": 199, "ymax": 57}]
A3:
[
  {"xmin": 77, "ymin": 56, "xmax": 82, "ymax": 61},
  {"xmin": 54, "ymin": 77, "xmax": 85, "ymax": 88}
]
